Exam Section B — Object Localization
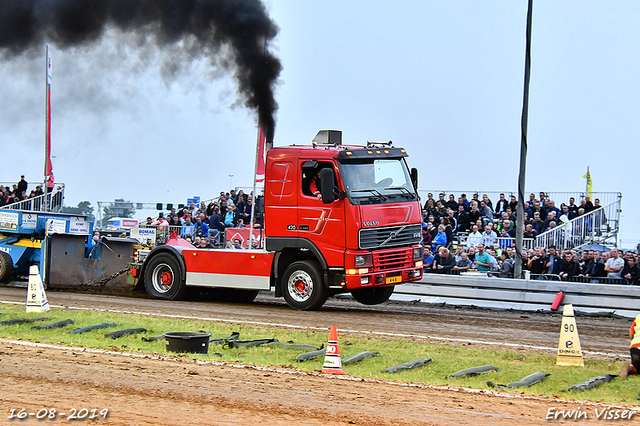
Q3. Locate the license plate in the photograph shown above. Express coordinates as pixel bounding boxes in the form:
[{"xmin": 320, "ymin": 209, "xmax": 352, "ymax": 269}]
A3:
[{"xmin": 386, "ymin": 276, "xmax": 402, "ymax": 284}]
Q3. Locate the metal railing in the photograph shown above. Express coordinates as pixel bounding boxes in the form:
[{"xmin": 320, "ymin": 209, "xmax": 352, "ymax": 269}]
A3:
[
  {"xmin": 418, "ymin": 189, "xmax": 622, "ymax": 212},
  {"xmin": 1, "ymin": 185, "xmax": 65, "ymax": 212},
  {"xmin": 534, "ymin": 202, "xmax": 619, "ymax": 250},
  {"xmin": 134, "ymin": 224, "xmax": 215, "ymax": 244},
  {"xmin": 455, "ymin": 233, "xmax": 534, "ymax": 250},
  {"xmin": 422, "ymin": 268, "xmax": 637, "ymax": 285},
  {"xmin": 420, "ymin": 189, "xmax": 621, "ymax": 251},
  {"xmin": 527, "ymin": 274, "xmax": 636, "ymax": 285},
  {"xmin": 133, "ymin": 224, "xmax": 264, "ymax": 248}
]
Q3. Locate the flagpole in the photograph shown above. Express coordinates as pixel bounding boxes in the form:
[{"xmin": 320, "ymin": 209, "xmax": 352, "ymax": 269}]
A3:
[
  {"xmin": 44, "ymin": 45, "xmax": 49, "ymax": 212},
  {"xmin": 248, "ymin": 124, "xmax": 262, "ymax": 249}
]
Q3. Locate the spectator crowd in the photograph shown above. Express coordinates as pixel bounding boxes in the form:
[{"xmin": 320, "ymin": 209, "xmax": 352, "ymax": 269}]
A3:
[
  {"xmin": 144, "ymin": 189, "xmax": 260, "ymax": 249},
  {"xmin": 421, "ymin": 191, "xmax": 633, "ymax": 283},
  {"xmin": 424, "ymin": 244, "xmax": 639, "ymax": 284},
  {"xmin": 0, "ymin": 174, "xmax": 62, "ymax": 209},
  {"xmin": 421, "ymin": 191, "xmax": 605, "ymax": 248}
]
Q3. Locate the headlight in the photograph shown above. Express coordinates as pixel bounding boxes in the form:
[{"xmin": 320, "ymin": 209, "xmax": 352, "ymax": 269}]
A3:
[
  {"xmin": 413, "ymin": 247, "xmax": 423, "ymax": 261},
  {"xmin": 354, "ymin": 254, "xmax": 373, "ymax": 267}
]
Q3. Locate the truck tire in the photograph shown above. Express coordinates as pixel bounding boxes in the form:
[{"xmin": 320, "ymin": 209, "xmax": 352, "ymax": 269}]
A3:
[
  {"xmin": 0, "ymin": 251, "xmax": 14, "ymax": 282},
  {"xmin": 144, "ymin": 253, "xmax": 187, "ymax": 300},
  {"xmin": 351, "ymin": 286, "xmax": 394, "ymax": 305},
  {"xmin": 281, "ymin": 261, "xmax": 327, "ymax": 310}
]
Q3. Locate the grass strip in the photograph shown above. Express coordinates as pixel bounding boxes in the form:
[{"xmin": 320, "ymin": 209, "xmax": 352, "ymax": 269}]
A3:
[{"xmin": 0, "ymin": 304, "xmax": 637, "ymax": 405}]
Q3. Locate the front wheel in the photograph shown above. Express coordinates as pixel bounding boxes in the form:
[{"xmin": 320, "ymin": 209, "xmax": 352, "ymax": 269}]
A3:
[
  {"xmin": 281, "ymin": 261, "xmax": 327, "ymax": 310},
  {"xmin": 144, "ymin": 253, "xmax": 187, "ymax": 300},
  {"xmin": 0, "ymin": 251, "xmax": 13, "ymax": 282},
  {"xmin": 351, "ymin": 286, "xmax": 394, "ymax": 305}
]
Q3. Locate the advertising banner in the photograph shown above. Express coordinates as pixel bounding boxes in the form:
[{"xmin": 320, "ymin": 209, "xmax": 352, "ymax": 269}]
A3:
[
  {"xmin": 225, "ymin": 228, "xmax": 263, "ymax": 249},
  {"xmin": 0, "ymin": 211, "xmax": 19, "ymax": 231}
]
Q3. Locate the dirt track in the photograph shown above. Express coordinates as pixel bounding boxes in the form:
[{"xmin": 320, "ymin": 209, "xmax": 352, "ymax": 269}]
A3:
[{"xmin": 0, "ymin": 286, "xmax": 637, "ymax": 424}]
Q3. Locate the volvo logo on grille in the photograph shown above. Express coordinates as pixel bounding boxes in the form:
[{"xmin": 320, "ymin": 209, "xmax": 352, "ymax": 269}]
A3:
[
  {"xmin": 362, "ymin": 221, "xmax": 379, "ymax": 226},
  {"xmin": 380, "ymin": 225, "xmax": 406, "ymax": 247}
]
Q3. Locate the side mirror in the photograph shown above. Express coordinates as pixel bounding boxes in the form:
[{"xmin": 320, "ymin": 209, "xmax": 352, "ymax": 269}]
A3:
[
  {"xmin": 411, "ymin": 167, "xmax": 418, "ymax": 191},
  {"xmin": 320, "ymin": 168, "xmax": 335, "ymax": 204}
]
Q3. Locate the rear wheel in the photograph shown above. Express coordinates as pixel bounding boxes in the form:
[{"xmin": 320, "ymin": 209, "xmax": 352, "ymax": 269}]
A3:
[
  {"xmin": 281, "ymin": 261, "xmax": 327, "ymax": 310},
  {"xmin": 0, "ymin": 252, "xmax": 13, "ymax": 282},
  {"xmin": 144, "ymin": 253, "xmax": 187, "ymax": 300},
  {"xmin": 351, "ymin": 286, "xmax": 394, "ymax": 305}
]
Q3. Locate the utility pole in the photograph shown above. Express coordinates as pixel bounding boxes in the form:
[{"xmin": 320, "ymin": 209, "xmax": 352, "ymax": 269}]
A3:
[{"xmin": 514, "ymin": 0, "xmax": 534, "ymax": 279}]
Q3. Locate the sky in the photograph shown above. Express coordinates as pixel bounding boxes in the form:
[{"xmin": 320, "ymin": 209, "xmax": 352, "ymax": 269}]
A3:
[{"xmin": 0, "ymin": 1, "xmax": 638, "ymax": 243}]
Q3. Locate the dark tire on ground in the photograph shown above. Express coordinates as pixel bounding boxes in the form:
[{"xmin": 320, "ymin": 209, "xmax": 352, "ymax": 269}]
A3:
[
  {"xmin": 144, "ymin": 253, "xmax": 187, "ymax": 300},
  {"xmin": 281, "ymin": 260, "xmax": 328, "ymax": 310},
  {"xmin": 0, "ymin": 251, "xmax": 14, "ymax": 282},
  {"xmin": 351, "ymin": 286, "xmax": 394, "ymax": 305}
]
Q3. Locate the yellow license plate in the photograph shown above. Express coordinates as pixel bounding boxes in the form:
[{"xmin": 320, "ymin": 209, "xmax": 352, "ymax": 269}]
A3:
[{"xmin": 386, "ymin": 276, "xmax": 402, "ymax": 284}]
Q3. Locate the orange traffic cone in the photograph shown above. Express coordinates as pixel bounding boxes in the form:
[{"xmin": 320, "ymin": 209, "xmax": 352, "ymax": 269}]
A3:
[{"xmin": 321, "ymin": 326, "xmax": 346, "ymax": 375}]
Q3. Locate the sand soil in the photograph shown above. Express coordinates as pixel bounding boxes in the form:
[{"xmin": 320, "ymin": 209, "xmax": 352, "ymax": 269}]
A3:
[{"xmin": 0, "ymin": 287, "xmax": 636, "ymax": 425}]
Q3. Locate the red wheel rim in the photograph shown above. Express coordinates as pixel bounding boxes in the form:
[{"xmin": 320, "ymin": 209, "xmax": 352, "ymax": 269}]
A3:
[{"xmin": 161, "ymin": 271, "xmax": 173, "ymax": 286}]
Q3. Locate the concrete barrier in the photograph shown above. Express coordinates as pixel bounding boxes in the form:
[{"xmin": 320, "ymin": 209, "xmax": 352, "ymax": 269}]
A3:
[{"xmin": 394, "ymin": 273, "xmax": 640, "ymax": 319}]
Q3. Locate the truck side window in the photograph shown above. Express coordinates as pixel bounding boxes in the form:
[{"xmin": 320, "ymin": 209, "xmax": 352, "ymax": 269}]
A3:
[
  {"xmin": 302, "ymin": 161, "xmax": 334, "ymax": 198},
  {"xmin": 302, "ymin": 169, "xmax": 317, "ymax": 197}
]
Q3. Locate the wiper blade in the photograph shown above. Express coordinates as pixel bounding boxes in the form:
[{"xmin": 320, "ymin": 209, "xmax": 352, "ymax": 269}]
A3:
[
  {"xmin": 384, "ymin": 186, "xmax": 416, "ymax": 198},
  {"xmin": 350, "ymin": 189, "xmax": 387, "ymax": 201}
]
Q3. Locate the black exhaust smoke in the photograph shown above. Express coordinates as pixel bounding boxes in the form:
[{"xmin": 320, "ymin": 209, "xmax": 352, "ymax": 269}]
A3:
[{"xmin": 0, "ymin": 0, "xmax": 281, "ymax": 140}]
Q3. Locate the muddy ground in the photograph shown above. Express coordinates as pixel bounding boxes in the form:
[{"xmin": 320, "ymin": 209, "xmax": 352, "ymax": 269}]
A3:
[{"xmin": 0, "ymin": 286, "xmax": 636, "ymax": 425}]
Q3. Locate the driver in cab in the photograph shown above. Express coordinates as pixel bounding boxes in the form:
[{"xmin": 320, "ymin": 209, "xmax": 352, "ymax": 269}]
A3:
[{"xmin": 309, "ymin": 168, "xmax": 323, "ymax": 200}]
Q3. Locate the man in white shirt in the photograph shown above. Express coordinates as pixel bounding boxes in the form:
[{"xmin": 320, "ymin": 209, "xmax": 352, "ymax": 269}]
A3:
[
  {"xmin": 605, "ymin": 248, "xmax": 624, "ymax": 278},
  {"xmin": 467, "ymin": 224, "xmax": 483, "ymax": 248},
  {"xmin": 481, "ymin": 224, "xmax": 497, "ymax": 247}
]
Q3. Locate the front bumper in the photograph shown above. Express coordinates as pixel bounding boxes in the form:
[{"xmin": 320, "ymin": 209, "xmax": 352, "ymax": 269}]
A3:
[{"xmin": 344, "ymin": 264, "xmax": 422, "ymax": 290}]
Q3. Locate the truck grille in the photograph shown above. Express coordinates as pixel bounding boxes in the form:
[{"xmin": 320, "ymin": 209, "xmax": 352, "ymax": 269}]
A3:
[
  {"xmin": 358, "ymin": 224, "xmax": 422, "ymax": 250},
  {"xmin": 373, "ymin": 249, "xmax": 413, "ymax": 271}
]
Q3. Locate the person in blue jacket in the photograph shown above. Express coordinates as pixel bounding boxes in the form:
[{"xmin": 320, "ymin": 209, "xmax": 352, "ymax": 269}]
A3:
[
  {"xmin": 194, "ymin": 216, "xmax": 209, "ymax": 238},
  {"xmin": 431, "ymin": 225, "xmax": 447, "ymax": 251}
]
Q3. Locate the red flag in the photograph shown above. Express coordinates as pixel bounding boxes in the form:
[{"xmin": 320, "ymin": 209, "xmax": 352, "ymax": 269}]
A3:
[
  {"xmin": 256, "ymin": 125, "xmax": 266, "ymax": 182},
  {"xmin": 45, "ymin": 49, "xmax": 53, "ymax": 177}
]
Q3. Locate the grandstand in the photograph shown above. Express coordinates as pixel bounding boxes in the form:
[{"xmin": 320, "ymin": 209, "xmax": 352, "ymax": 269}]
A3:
[{"xmin": 418, "ymin": 190, "xmax": 622, "ymax": 251}]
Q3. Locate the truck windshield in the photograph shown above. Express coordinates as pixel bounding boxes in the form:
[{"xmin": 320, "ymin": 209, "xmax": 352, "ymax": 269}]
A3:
[{"xmin": 339, "ymin": 158, "xmax": 417, "ymax": 204}]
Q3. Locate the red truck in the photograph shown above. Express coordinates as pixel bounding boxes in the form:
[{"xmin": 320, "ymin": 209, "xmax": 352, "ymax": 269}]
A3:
[{"xmin": 130, "ymin": 130, "xmax": 424, "ymax": 310}]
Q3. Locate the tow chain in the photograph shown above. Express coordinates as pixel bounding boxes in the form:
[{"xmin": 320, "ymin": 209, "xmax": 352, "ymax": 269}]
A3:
[{"xmin": 80, "ymin": 267, "xmax": 129, "ymax": 287}]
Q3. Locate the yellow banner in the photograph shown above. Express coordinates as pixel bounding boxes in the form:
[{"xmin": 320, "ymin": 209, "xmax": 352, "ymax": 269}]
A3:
[{"xmin": 583, "ymin": 169, "xmax": 592, "ymax": 196}]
